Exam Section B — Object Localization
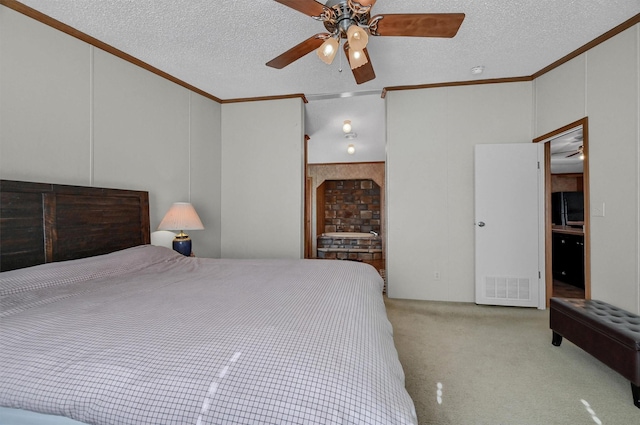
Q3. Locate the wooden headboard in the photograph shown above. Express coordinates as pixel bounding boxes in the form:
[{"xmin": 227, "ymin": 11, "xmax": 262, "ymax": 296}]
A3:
[{"xmin": 0, "ymin": 180, "xmax": 150, "ymax": 272}]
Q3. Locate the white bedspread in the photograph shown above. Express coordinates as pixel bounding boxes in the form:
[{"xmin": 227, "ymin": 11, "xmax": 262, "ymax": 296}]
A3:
[{"xmin": 0, "ymin": 246, "xmax": 416, "ymax": 424}]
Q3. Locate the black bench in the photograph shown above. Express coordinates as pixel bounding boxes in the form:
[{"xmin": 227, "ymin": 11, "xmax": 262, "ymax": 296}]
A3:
[{"xmin": 550, "ymin": 297, "xmax": 640, "ymax": 408}]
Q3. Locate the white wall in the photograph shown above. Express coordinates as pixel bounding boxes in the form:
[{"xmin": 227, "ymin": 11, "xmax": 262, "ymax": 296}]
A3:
[
  {"xmin": 91, "ymin": 49, "xmax": 191, "ymax": 229},
  {"xmin": 386, "ymin": 24, "xmax": 640, "ymax": 314},
  {"xmin": 190, "ymin": 93, "xmax": 222, "ymax": 258},
  {"xmin": 220, "ymin": 99, "xmax": 304, "ymax": 259},
  {"xmin": 0, "ymin": 6, "xmax": 91, "ymax": 184},
  {"xmin": 0, "ymin": 6, "xmax": 222, "ymax": 258},
  {"xmin": 536, "ymin": 24, "xmax": 640, "ymax": 313},
  {"xmin": 534, "ymin": 55, "xmax": 587, "ymax": 135},
  {"xmin": 386, "ymin": 82, "xmax": 533, "ymax": 301}
]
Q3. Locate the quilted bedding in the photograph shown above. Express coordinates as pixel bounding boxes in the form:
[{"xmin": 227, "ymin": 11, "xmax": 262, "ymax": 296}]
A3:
[{"xmin": 0, "ymin": 245, "xmax": 416, "ymax": 424}]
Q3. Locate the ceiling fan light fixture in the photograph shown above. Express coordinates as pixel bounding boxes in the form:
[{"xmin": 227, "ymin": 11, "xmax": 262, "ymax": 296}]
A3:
[
  {"xmin": 348, "ymin": 48, "xmax": 368, "ymax": 70},
  {"xmin": 347, "ymin": 144, "xmax": 356, "ymax": 155},
  {"xmin": 343, "ymin": 120, "xmax": 352, "ymax": 133},
  {"xmin": 267, "ymin": 1, "xmax": 465, "ymax": 81},
  {"xmin": 317, "ymin": 37, "xmax": 339, "ymax": 64},
  {"xmin": 346, "ymin": 24, "xmax": 368, "ymax": 51}
]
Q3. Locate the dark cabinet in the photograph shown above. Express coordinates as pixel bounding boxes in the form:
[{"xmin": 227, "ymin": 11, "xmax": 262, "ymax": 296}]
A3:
[{"xmin": 552, "ymin": 232, "xmax": 584, "ymax": 288}]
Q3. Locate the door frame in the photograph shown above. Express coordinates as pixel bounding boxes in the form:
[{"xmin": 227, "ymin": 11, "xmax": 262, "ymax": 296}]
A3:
[
  {"xmin": 533, "ymin": 117, "xmax": 591, "ymax": 307},
  {"xmin": 304, "ymin": 135, "xmax": 312, "ymax": 258}
]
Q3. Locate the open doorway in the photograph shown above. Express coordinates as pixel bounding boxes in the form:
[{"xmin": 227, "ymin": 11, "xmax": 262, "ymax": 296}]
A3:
[
  {"xmin": 305, "ymin": 162, "xmax": 386, "ymax": 261},
  {"xmin": 534, "ymin": 118, "xmax": 590, "ymax": 306}
]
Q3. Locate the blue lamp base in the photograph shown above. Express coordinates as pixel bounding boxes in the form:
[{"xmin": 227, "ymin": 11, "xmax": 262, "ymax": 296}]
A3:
[{"xmin": 173, "ymin": 233, "xmax": 192, "ymax": 256}]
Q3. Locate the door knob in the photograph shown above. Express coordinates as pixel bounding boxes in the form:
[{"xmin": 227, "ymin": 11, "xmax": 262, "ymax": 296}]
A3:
[{"xmin": 478, "ymin": 221, "xmax": 485, "ymax": 227}]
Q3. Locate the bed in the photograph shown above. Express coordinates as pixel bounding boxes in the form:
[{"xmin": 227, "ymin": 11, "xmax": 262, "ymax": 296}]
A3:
[{"xmin": 0, "ymin": 180, "xmax": 417, "ymax": 424}]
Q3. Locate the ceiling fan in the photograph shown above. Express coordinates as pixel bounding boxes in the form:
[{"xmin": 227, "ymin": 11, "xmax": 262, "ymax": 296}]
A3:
[
  {"xmin": 266, "ymin": 0, "xmax": 465, "ymax": 84},
  {"xmin": 566, "ymin": 145, "xmax": 584, "ymax": 158}
]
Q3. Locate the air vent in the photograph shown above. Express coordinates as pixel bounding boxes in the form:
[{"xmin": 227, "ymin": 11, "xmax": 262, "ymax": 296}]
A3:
[{"xmin": 484, "ymin": 277, "xmax": 531, "ymax": 300}]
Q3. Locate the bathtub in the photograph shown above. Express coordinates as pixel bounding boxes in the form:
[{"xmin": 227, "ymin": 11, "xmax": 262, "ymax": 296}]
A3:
[{"xmin": 321, "ymin": 232, "xmax": 376, "ymax": 239}]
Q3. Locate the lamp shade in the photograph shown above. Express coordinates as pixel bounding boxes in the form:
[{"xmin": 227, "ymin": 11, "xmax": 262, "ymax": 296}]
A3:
[
  {"xmin": 348, "ymin": 47, "xmax": 368, "ymax": 70},
  {"xmin": 317, "ymin": 37, "xmax": 339, "ymax": 64},
  {"xmin": 347, "ymin": 25, "xmax": 368, "ymax": 51},
  {"xmin": 158, "ymin": 202, "xmax": 204, "ymax": 231}
]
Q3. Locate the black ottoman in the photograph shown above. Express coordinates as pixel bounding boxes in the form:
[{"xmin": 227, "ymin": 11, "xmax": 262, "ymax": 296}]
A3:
[{"xmin": 550, "ymin": 297, "xmax": 640, "ymax": 408}]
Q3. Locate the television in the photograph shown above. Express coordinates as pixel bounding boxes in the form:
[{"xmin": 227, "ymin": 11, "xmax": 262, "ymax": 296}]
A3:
[{"xmin": 552, "ymin": 191, "xmax": 584, "ymax": 226}]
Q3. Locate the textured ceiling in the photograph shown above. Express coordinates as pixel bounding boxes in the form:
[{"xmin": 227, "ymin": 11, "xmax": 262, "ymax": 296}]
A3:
[{"xmin": 14, "ymin": 0, "xmax": 640, "ymax": 162}]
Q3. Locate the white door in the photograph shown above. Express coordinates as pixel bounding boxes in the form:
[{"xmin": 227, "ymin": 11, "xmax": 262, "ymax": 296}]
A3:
[{"xmin": 475, "ymin": 143, "xmax": 545, "ymax": 308}]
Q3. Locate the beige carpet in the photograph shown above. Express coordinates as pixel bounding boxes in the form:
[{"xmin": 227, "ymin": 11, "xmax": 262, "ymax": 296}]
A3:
[{"xmin": 384, "ymin": 298, "xmax": 639, "ymax": 425}]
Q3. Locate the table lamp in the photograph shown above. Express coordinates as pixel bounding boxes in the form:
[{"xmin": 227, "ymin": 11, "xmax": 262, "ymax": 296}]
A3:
[{"xmin": 157, "ymin": 202, "xmax": 204, "ymax": 256}]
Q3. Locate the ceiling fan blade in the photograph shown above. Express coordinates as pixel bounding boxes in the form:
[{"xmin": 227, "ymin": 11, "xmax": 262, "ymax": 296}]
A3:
[
  {"xmin": 266, "ymin": 34, "xmax": 328, "ymax": 69},
  {"xmin": 566, "ymin": 145, "xmax": 584, "ymax": 157},
  {"xmin": 273, "ymin": 0, "xmax": 326, "ymax": 17},
  {"xmin": 566, "ymin": 151, "xmax": 581, "ymax": 158},
  {"xmin": 369, "ymin": 13, "xmax": 465, "ymax": 37},
  {"xmin": 343, "ymin": 44, "xmax": 376, "ymax": 84}
]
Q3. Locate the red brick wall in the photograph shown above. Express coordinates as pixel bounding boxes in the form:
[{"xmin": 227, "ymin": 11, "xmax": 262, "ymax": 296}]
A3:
[{"xmin": 323, "ymin": 179, "xmax": 381, "ymax": 234}]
